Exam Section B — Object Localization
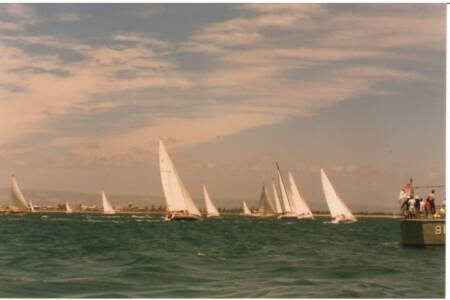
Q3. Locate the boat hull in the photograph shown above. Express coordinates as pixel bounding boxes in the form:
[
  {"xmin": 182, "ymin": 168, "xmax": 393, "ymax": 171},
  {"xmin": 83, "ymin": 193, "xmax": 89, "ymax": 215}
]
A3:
[
  {"xmin": 278, "ymin": 214, "xmax": 298, "ymax": 220},
  {"xmin": 206, "ymin": 215, "xmax": 221, "ymax": 219},
  {"xmin": 400, "ymin": 219, "xmax": 445, "ymax": 246},
  {"xmin": 164, "ymin": 214, "xmax": 202, "ymax": 221}
]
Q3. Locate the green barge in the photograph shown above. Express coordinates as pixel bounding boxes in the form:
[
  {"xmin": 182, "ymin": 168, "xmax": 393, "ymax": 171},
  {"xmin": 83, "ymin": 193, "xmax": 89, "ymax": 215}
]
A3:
[{"xmin": 400, "ymin": 218, "xmax": 445, "ymax": 246}]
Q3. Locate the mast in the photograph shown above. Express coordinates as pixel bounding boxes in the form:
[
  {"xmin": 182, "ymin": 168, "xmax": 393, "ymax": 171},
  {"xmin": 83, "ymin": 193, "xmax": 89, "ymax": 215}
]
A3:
[{"xmin": 276, "ymin": 163, "xmax": 293, "ymax": 213}]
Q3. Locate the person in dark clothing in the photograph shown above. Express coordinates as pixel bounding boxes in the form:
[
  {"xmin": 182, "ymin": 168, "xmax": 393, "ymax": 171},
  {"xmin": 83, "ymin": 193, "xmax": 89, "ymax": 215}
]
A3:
[
  {"xmin": 427, "ymin": 190, "xmax": 436, "ymax": 215},
  {"xmin": 414, "ymin": 196, "xmax": 421, "ymax": 214}
]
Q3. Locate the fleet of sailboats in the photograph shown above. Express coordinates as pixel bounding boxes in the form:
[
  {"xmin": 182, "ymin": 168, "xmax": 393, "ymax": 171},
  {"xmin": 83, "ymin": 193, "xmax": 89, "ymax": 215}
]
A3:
[{"xmin": 2, "ymin": 143, "xmax": 357, "ymax": 224}]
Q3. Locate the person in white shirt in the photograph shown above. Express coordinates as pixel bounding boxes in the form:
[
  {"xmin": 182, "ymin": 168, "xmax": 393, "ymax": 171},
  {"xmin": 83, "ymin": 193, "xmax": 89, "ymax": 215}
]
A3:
[{"xmin": 408, "ymin": 198, "xmax": 416, "ymax": 218}]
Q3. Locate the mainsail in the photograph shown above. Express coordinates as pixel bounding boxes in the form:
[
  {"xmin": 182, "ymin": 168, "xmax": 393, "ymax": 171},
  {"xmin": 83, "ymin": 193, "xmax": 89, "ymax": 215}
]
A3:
[
  {"xmin": 276, "ymin": 164, "xmax": 293, "ymax": 213},
  {"xmin": 257, "ymin": 184, "xmax": 275, "ymax": 215},
  {"xmin": 102, "ymin": 191, "xmax": 115, "ymax": 214},
  {"xmin": 11, "ymin": 175, "xmax": 30, "ymax": 211},
  {"xmin": 66, "ymin": 201, "xmax": 73, "ymax": 213},
  {"xmin": 159, "ymin": 140, "xmax": 201, "ymax": 216},
  {"xmin": 203, "ymin": 185, "xmax": 220, "ymax": 217},
  {"xmin": 272, "ymin": 181, "xmax": 283, "ymax": 214},
  {"xmin": 320, "ymin": 169, "xmax": 356, "ymax": 222},
  {"xmin": 243, "ymin": 201, "xmax": 252, "ymax": 216},
  {"xmin": 288, "ymin": 172, "xmax": 313, "ymax": 217}
]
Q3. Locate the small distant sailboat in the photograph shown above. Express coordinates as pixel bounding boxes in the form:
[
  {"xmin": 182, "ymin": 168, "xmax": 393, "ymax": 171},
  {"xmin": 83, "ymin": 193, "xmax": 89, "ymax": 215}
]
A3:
[
  {"xmin": 276, "ymin": 164, "xmax": 297, "ymax": 219},
  {"xmin": 203, "ymin": 185, "xmax": 220, "ymax": 218},
  {"xmin": 102, "ymin": 191, "xmax": 115, "ymax": 215},
  {"xmin": 288, "ymin": 172, "xmax": 314, "ymax": 219},
  {"xmin": 66, "ymin": 201, "xmax": 73, "ymax": 214},
  {"xmin": 320, "ymin": 169, "xmax": 356, "ymax": 224},
  {"xmin": 242, "ymin": 201, "xmax": 252, "ymax": 216},
  {"xmin": 9, "ymin": 175, "xmax": 32, "ymax": 214},
  {"xmin": 255, "ymin": 184, "xmax": 276, "ymax": 217},
  {"xmin": 159, "ymin": 140, "xmax": 202, "ymax": 221}
]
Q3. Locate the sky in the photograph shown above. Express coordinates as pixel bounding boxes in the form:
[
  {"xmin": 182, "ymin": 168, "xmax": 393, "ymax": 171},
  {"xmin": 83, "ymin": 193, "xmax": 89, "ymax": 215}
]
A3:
[{"xmin": 0, "ymin": 4, "xmax": 446, "ymax": 211}]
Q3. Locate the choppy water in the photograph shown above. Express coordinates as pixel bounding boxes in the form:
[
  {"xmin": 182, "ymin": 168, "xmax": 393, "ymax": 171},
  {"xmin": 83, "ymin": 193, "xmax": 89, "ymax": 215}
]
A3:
[{"xmin": 0, "ymin": 214, "xmax": 444, "ymax": 298}]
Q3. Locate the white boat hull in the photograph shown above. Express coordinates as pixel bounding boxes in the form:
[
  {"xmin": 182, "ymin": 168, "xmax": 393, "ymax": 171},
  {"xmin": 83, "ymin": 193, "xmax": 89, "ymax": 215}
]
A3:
[
  {"xmin": 331, "ymin": 218, "xmax": 356, "ymax": 224},
  {"xmin": 278, "ymin": 214, "xmax": 298, "ymax": 220}
]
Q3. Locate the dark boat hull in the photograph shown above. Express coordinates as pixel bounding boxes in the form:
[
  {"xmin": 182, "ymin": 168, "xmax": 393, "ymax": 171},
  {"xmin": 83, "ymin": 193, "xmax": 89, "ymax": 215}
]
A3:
[
  {"xmin": 400, "ymin": 219, "xmax": 445, "ymax": 246},
  {"xmin": 164, "ymin": 214, "xmax": 202, "ymax": 221}
]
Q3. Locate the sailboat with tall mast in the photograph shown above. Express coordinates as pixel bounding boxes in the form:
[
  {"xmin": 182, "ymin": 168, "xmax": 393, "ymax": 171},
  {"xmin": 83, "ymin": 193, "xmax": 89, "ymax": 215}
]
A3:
[
  {"xmin": 276, "ymin": 164, "xmax": 297, "ymax": 219},
  {"xmin": 288, "ymin": 172, "xmax": 314, "ymax": 219},
  {"xmin": 8, "ymin": 175, "xmax": 32, "ymax": 214},
  {"xmin": 203, "ymin": 185, "xmax": 220, "ymax": 218},
  {"xmin": 159, "ymin": 140, "xmax": 202, "ymax": 221},
  {"xmin": 321, "ymin": 169, "xmax": 356, "ymax": 224},
  {"xmin": 254, "ymin": 184, "xmax": 276, "ymax": 217},
  {"xmin": 102, "ymin": 191, "xmax": 115, "ymax": 215}
]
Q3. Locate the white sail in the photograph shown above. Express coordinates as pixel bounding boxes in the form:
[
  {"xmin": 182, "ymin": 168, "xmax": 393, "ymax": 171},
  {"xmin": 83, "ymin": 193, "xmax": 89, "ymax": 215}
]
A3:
[
  {"xmin": 272, "ymin": 181, "xmax": 283, "ymax": 214},
  {"xmin": 28, "ymin": 199, "xmax": 35, "ymax": 213},
  {"xmin": 276, "ymin": 165, "xmax": 293, "ymax": 213},
  {"xmin": 11, "ymin": 175, "xmax": 30, "ymax": 211},
  {"xmin": 243, "ymin": 201, "xmax": 251, "ymax": 216},
  {"xmin": 257, "ymin": 184, "xmax": 275, "ymax": 215},
  {"xmin": 320, "ymin": 169, "xmax": 356, "ymax": 222},
  {"xmin": 159, "ymin": 140, "xmax": 201, "ymax": 216},
  {"xmin": 102, "ymin": 191, "xmax": 115, "ymax": 214},
  {"xmin": 66, "ymin": 201, "xmax": 73, "ymax": 213},
  {"xmin": 288, "ymin": 172, "xmax": 313, "ymax": 217},
  {"xmin": 203, "ymin": 185, "xmax": 220, "ymax": 217}
]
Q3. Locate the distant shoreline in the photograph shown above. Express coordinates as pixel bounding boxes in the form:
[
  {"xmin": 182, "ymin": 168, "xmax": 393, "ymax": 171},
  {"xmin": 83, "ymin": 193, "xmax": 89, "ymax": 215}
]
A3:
[{"xmin": 0, "ymin": 210, "xmax": 403, "ymax": 219}]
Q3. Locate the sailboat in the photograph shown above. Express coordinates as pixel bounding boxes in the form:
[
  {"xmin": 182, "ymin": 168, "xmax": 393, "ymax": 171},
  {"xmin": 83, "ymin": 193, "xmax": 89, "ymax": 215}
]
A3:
[
  {"xmin": 275, "ymin": 164, "xmax": 297, "ymax": 219},
  {"xmin": 288, "ymin": 172, "xmax": 314, "ymax": 219},
  {"xmin": 203, "ymin": 185, "xmax": 220, "ymax": 218},
  {"xmin": 102, "ymin": 191, "xmax": 115, "ymax": 215},
  {"xmin": 320, "ymin": 169, "xmax": 357, "ymax": 224},
  {"xmin": 254, "ymin": 184, "xmax": 276, "ymax": 217},
  {"xmin": 242, "ymin": 201, "xmax": 252, "ymax": 216},
  {"xmin": 272, "ymin": 180, "xmax": 283, "ymax": 215},
  {"xmin": 8, "ymin": 175, "xmax": 32, "ymax": 214},
  {"xmin": 66, "ymin": 201, "xmax": 73, "ymax": 214},
  {"xmin": 159, "ymin": 140, "xmax": 202, "ymax": 221}
]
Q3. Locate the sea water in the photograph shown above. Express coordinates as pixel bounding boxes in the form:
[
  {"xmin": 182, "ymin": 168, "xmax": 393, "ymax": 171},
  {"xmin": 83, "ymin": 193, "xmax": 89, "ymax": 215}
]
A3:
[{"xmin": 0, "ymin": 214, "xmax": 444, "ymax": 298}]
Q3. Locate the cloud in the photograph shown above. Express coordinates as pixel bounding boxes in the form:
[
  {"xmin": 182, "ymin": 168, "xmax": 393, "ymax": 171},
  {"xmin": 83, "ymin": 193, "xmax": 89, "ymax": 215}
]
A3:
[
  {"xmin": 0, "ymin": 4, "xmax": 444, "ymax": 173},
  {"xmin": 112, "ymin": 34, "xmax": 170, "ymax": 49},
  {"xmin": 4, "ymin": 4, "xmax": 35, "ymax": 20},
  {"xmin": 53, "ymin": 13, "xmax": 81, "ymax": 22},
  {"xmin": 0, "ymin": 21, "xmax": 24, "ymax": 32}
]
